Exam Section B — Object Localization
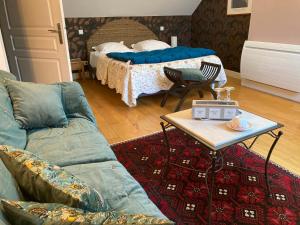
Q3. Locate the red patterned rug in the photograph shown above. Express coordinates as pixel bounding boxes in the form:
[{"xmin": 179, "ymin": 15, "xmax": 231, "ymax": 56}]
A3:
[{"xmin": 112, "ymin": 129, "xmax": 300, "ymax": 225}]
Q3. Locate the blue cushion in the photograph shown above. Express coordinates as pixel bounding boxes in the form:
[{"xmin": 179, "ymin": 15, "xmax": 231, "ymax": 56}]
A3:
[
  {"xmin": 0, "ymin": 73, "xmax": 26, "ymax": 149},
  {"xmin": 0, "ymin": 160, "xmax": 23, "ymax": 225},
  {"xmin": 64, "ymin": 161, "xmax": 168, "ymax": 220},
  {"xmin": 177, "ymin": 68, "xmax": 206, "ymax": 81},
  {"xmin": 59, "ymin": 82, "xmax": 96, "ymax": 124},
  {"xmin": 0, "ymin": 218, "xmax": 7, "ymax": 225},
  {"xmin": 0, "ymin": 71, "xmax": 24, "ymax": 225},
  {"xmin": 25, "ymin": 118, "xmax": 116, "ymax": 167},
  {"xmin": 0, "ymin": 160, "xmax": 22, "ymax": 200},
  {"xmin": 5, "ymin": 79, "xmax": 68, "ymax": 129},
  {"xmin": 0, "ymin": 70, "xmax": 16, "ymax": 83}
]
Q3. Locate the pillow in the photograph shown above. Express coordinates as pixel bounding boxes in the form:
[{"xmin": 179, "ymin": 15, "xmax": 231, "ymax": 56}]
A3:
[
  {"xmin": 176, "ymin": 68, "xmax": 206, "ymax": 81},
  {"xmin": 59, "ymin": 82, "xmax": 96, "ymax": 124},
  {"xmin": 5, "ymin": 79, "xmax": 68, "ymax": 129},
  {"xmin": 0, "ymin": 81, "xmax": 27, "ymax": 149},
  {"xmin": 0, "ymin": 70, "xmax": 17, "ymax": 83},
  {"xmin": 1, "ymin": 200, "xmax": 174, "ymax": 225},
  {"xmin": 94, "ymin": 41, "xmax": 131, "ymax": 54},
  {"xmin": 0, "ymin": 146, "xmax": 105, "ymax": 212},
  {"xmin": 94, "ymin": 41, "xmax": 124, "ymax": 51},
  {"xmin": 131, "ymin": 40, "xmax": 171, "ymax": 51},
  {"xmin": 0, "ymin": 160, "xmax": 23, "ymax": 201},
  {"xmin": 0, "ymin": 160, "xmax": 23, "ymax": 224}
]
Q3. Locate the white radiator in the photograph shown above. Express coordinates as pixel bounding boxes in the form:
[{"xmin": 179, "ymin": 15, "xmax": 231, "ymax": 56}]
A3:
[{"xmin": 241, "ymin": 41, "xmax": 300, "ymax": 93}]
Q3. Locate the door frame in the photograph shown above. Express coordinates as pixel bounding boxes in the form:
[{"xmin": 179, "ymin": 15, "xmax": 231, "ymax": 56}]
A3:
[
  {"xmin": 0, "ymin": 28, "xmax": 10, "ymax": 72},
  {"xmin": 58, "ymin": 0, "xmax": 72, "ymax": 81}
]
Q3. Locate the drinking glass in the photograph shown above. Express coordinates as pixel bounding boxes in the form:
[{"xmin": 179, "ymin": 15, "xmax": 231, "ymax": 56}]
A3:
[
  {"xmin": 225, "ymin": 87, "xmax": 235, "ymax": 101},
  {"xmin": 214, "ymin": 88, "xmax": 224, "ymax": 100}
]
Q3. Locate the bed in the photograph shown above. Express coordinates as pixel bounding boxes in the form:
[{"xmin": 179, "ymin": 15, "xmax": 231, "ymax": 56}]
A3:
[{"xmin": 87, "ymin": 19, "xmax": 227, "ymax": 107}]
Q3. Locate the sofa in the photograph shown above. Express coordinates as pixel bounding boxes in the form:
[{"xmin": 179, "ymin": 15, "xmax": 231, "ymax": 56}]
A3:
[{"xmin": 0, "ymin": 70, "xmax": 168, "ymax": 224}]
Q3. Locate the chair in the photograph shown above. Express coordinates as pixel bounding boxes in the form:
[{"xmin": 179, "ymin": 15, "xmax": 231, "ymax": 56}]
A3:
[{"xmin": 161, "ymin": 61, "xmax": 221, "ymax": 112}]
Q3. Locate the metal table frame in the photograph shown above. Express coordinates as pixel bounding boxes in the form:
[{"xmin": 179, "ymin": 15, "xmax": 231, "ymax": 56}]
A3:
[{"xmin": 160, "ymin": 116, "xmax": 283, "ymax": 225}]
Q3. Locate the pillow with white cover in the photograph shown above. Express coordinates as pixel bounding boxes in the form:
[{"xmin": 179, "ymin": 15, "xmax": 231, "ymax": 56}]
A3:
[
  {"xmin": 93, "ymin": 41, "xmax": 131, "ymax": 53},
  {"xmin": 132, "ymin": 40, "xmax": 171, "ymax": 51}
]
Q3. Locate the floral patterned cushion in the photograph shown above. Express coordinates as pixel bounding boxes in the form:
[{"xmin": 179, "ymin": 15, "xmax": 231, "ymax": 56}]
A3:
[
  {"xmin": 0, "ymin": 146, "xmax": 105, "ymax": 212},
  {"xmin": 1, "ymin": 200, "xmax": 174, "ymax": 225}
]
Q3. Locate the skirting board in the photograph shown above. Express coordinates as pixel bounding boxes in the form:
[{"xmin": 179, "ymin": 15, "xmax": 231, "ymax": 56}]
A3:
[
  {"xmin": 225, "ymin": 69, "xmax": 241, "ymax": 80},
  {"xmin": 242, "ymin": 79, "xmax": 300, "ymax": 103}
]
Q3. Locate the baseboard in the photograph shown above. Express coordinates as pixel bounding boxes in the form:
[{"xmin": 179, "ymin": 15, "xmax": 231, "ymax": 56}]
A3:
[
  {"xmin": 242, "ymin": 79, "xmax": 300, "ymax": 103},
  {"xmin": 225, "ymin": 69, "xmax": 241, "ymax": 80}
]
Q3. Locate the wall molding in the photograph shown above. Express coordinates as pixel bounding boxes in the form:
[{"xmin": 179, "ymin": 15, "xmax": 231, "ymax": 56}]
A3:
[
  {"xmin": 242, "ymin": 79, "xmax": 300, "ymax": 103},
  {"xmin": 225, "ymin": 69, "xmax": 241, "ymax": 80}
]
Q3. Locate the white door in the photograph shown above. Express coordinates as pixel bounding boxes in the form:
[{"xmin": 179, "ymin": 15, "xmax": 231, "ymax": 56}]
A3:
[{"xmin": 0, "ymin": 0, "xmax": 72, "ymax": 83}]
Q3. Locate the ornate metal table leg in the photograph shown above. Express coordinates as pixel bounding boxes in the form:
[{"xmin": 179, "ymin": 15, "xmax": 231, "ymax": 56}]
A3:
[
  {"xmin": 160, "ymin": 122, "xmax": 172, "ymax": 181},
  {"xmin": 208, "ymin": 151, "xmax": 217, "ymax": 225},
  {"xmin": 265, "ymin": 131, "xmax": 283, "ymax": 197}
]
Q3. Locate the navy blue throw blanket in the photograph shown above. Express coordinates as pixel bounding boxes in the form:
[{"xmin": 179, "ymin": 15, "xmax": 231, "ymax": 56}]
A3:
[{"xmin": 106, "ymin": 46, "xmax": 216, "ymax": 64}]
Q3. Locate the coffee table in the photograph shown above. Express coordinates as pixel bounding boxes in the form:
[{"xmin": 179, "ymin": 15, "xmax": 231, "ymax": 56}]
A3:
[{"xmin": 160, "ymin": 109, "xmax": 283, "ymax": 225}]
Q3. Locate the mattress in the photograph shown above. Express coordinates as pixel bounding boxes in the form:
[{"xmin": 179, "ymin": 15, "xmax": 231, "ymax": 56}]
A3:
[
  {"xmin": 96, "ymin": 55, "xmax": 227, "ymax": 107},
  {"xmin": 90, "ymin": 49, "xmax": 139, "ymax": 68},
  {"xmin": 89, "ymin": 51, "xmax": 104, "ymax": 68}
]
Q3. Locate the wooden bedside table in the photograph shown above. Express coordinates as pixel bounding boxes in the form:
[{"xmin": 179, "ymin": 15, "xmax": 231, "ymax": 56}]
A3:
[{"xmin": 71, "ymin": 59, "xmax": 88, "ymax": 80}]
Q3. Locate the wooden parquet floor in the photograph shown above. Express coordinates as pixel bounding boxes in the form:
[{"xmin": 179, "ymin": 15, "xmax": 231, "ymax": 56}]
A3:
[{"xmin": 79, "ymin": 74, "xmax": 300, "ymax": 175}]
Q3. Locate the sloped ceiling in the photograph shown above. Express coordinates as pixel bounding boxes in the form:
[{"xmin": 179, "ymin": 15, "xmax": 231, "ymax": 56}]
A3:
[{"xmin": 63, "ymin": 0, "xmax": 202, "ymax": 18}]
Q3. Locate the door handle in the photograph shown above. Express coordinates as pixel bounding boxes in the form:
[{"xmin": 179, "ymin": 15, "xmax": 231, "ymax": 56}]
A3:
[
  {"xmin": 48, "ymin": 23, "xmax": 63, "ymax": 44},
  {"xmin": 48, "ymin": 29, "xmax": 58, "ymax": 33}
]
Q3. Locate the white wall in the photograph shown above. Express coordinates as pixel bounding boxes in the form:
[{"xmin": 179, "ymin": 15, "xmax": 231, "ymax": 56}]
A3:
[
  {"xmin": 62, "ymin": 0, "xmax": 202, "ymax": 18},
  {"xmin": 248, "ymin": 0, "xmax": 300, "ymax": 45},
  {"xmin": 0, "ymin": 28, "xmax": 9, "ymax": 72}
]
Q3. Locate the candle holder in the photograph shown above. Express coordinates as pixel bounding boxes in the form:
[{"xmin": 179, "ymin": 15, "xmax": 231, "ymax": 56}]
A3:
[
  {"xmin": 224, "ymin": 87, "xmax": 235, "ymax": 101},
  {"xmin": 214, "ymin": 88, "xmax": 225, "ymax": 100}
]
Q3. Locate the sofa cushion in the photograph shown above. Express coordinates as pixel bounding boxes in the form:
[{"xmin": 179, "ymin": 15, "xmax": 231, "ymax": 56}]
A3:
[
  {"xmin": 1, "ymin": 200, "xmax": 174, "ymax": 225},
  {"xmin": 0, "ymin": 83, "xmax": 26, "ymax": 149},
  {"xmin": 0, "ymin": 146, "xmax": 104, "ymax": 213},
  {"xmin": 0, "ymin": 219, "xmax": 7, "ymax": 225},
  {"xmin": 60, "ymin": 82, "xmax": 96, "ymax": 124},
  {"xmin": 0, "ymin": 160, "xmax": 22, "ymax": 201},
  {"xmin": 0, "ymin": 71, "xmax": 24, "ymax": 225},
  {"xmin": 0, "ymin": 160, "xmax": 23, "ymax": 225},
  {"xmin": 0, "ymin": 70, "xmax": 16, "ymax": 83},
  {"xmin": 5, "ymin": 79, "xmax": 68, "ymax": 129},
  {"xmin": 63, "ymin": 161, "xmax": 168, "ymax": 220},
  {"xmin": 25, "ymin": 118, "xmax": 116, "ymax": 167}
]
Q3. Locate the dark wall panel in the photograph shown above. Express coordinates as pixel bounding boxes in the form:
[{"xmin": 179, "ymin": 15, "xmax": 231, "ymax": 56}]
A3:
[
  {"xmin": 65, "ymin": 16, "xmax": 191, "ymax": 60},
  {"xmin": 192, "ymin": 0, "xmax": 251, "ymax": 71}
]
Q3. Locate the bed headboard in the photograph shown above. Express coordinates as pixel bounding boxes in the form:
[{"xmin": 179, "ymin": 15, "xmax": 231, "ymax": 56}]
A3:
[{"xmin": 87, "ymin": 19, "xmax": 158, "ymax": 52}]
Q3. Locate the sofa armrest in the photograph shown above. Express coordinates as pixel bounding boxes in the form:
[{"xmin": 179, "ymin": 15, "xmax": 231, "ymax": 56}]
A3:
[
  {"xmin": 59, "ymin": 82, "xmax": 96, "ymax": 125},
  {"xmin": 0, "ymin": 70, "xmax": 17, "ymax": 83}
]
